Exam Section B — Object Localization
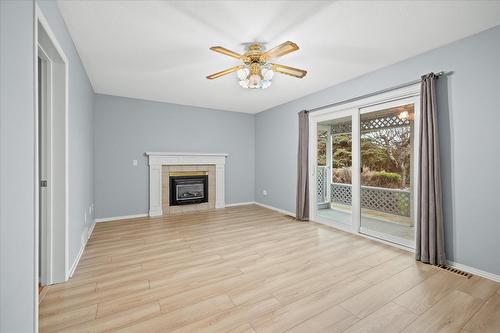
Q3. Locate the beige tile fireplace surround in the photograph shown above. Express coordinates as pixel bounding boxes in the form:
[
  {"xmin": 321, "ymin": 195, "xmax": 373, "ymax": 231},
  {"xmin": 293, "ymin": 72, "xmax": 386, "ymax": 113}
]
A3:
[
  {"xmin": 146, "ymin": 152, "xmax": 227, "ymax": 216},
  {"xmin": 162, "ymin": 165, "xmax": 215, "ymax": 215}
]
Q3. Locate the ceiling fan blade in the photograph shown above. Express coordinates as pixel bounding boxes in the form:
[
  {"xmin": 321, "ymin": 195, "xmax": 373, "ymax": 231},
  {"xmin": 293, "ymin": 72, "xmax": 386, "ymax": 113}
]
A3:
[
  {"xmin": 262, "ymin": 41, "xmax": 299, "ymax": 60},
  {"xmin": 209, "ymin": 46, "xmax": 242, "ymax": 59},
  {"xmin": 206, "ymin": 65, "xmax": 243, "ymax": 80},
  {"xmin": 271, "ymin": 63, "xmax": 307, "ymax": 78}
]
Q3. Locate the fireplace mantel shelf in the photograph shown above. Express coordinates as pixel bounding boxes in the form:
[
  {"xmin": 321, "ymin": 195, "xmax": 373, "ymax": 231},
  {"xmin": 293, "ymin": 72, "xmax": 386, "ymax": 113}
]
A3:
[
  {"xmin": 146, "ymin": 152, "xmax": 229, "ymax": 157},
  {"xmin": 146, "ymin": 152, "xmax": 227, "ymax": 216}
]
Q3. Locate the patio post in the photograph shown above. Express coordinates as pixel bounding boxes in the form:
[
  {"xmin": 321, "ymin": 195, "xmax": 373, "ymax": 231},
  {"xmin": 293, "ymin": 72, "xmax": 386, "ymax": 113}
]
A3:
[{"xmin": 326, "ymin": 126, "xmax": 333, "ymax": 205}]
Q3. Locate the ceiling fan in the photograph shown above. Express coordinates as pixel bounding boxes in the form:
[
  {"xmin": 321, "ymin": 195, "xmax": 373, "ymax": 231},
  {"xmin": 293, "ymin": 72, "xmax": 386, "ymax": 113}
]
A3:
[{"xmin": 206, "ymin": 41, "xmax": 307, "ymax": 89}]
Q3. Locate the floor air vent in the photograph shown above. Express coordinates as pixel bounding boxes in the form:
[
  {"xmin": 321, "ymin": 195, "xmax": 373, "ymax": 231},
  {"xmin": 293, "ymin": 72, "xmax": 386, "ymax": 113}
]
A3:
[{"xmin": 437, "ymin": 265, "xmax": 472, "ymax": 279}]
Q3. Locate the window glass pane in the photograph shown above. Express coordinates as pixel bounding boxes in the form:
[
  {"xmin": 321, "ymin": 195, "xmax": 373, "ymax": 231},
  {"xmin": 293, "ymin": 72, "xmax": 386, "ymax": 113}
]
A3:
[
  {"xmin": 359, "ymin": 103, "xmax": 415, "ymax": 246},
  {"xmin": 317, "ymin": 116, "xmax": 352, "ymax": 226}
]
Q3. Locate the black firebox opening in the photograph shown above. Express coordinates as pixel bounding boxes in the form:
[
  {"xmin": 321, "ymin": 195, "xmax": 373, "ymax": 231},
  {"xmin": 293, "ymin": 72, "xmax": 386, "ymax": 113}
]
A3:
[{"xmin": 169, "ymin": 175, "xmax": 208, "ymax": 206}]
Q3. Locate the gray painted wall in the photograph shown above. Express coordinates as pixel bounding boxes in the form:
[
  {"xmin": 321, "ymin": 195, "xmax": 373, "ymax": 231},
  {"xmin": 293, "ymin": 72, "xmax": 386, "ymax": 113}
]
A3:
[
  {"xmin": 0, "ymin": 2, "xmax": 94, "ymax": 331},
  {"xmin": 0, "ymin": 1, "xmax": 37, "ymax": 331},
  {"xmin": 93, "ymin": 94, "xmax": 255, "ymax": 218},
  {"xmin": 37, "ymin": 0, "xmax": 95, "ymax": 268},
  {"xmin": 255, "ymin": 25, "xmax": 500, "ymax": 276}
]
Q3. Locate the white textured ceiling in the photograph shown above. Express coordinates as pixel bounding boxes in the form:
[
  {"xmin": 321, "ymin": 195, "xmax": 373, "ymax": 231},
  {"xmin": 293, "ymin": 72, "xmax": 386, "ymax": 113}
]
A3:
[{"xmin": 58, "ymin": 0, "xmax": 500, "ymax": 113}]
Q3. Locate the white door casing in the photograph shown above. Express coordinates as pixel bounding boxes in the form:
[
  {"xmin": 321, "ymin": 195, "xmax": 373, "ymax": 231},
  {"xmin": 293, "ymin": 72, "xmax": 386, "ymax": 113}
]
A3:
[{"xmin": 36, "ymin": 5, "xmax": 69, "ymax": 285}]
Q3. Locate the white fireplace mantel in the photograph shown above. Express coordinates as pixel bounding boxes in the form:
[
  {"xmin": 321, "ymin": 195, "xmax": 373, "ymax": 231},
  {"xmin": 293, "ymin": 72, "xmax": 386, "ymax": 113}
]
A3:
[{"xmin": 146, "ymin": 152, "xmax": 228, "ymax": 216}]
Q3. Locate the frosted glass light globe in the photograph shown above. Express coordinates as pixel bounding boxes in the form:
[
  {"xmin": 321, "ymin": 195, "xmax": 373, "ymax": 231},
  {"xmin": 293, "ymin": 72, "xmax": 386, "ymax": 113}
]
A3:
[
  {"xmin": 239, "ymin": 79, "xmax": 249, "ymax": 88},
  {"xmin": 261, "ymin": 80, "xmax": 272, "ymax": 89},
  {"xmin": 237, "ymin": 68, "xmax": 249, "ymax": 80},
  {"xmin": 248, "ymin": 74, "xmax": 262, "ymax": 86},
  {"xmin": 262, "ymin": 68, "xmax": 274, "ymax": 80}
]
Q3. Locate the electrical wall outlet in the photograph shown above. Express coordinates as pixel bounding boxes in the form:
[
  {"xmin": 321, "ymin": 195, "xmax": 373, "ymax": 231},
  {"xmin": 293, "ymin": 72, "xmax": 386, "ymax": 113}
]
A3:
[
  {"xmin": 133, "ymin": 159, "xmax": 138, "ymax": 167},
  {"xmin": 262, "ymin": 190, "xmax": 267, "ymax": 196}
]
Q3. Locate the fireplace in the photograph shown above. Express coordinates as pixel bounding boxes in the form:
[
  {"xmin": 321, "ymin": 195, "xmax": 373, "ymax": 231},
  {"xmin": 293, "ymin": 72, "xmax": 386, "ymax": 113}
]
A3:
[
  {"xmin": 146, "ymin": 152, "xmax": 227, "ymax": 216},
  {"xmin": 169, "ymin": 175, "xmax": 208, "ymax": 206}
]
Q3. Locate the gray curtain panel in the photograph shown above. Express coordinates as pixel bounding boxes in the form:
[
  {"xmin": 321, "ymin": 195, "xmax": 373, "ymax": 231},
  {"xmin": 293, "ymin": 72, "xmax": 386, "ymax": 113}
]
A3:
[
  {"xmin": 296, "ymin": 110, "xmax": 309, "ymax": 221},
  {"xmin": 416, "ymin": 73, "xmax": 446, "ymax": 265}
]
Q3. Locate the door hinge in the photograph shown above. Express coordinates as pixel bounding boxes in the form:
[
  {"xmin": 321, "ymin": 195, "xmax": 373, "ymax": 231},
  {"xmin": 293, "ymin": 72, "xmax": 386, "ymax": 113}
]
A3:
[{"xmin": 40, "ymin": 180, "xmax": 47, "ymax": 187}]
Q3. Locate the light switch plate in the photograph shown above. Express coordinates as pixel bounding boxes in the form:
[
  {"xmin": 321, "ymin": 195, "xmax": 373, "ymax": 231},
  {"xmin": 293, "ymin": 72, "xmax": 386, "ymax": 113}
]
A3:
[{"xmin": 133, "ymin": 159, "xmax": 138, "ymax": 166}]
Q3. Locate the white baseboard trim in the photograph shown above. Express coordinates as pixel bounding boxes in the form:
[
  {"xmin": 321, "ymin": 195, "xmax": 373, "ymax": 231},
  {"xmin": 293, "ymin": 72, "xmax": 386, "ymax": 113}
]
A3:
[
  {"xmin": 87, "ymin": 222, "xmax": 95, "ymax": 240},
  {"xmin": 448, "ymin": 260, "xmax": 500, "ymax": 283},
  {"xmin": 255, "ymin": 202, "xmax": 296, "ymax": 217},
  {"xmin": 68, "ymin": 245, "xmax": 84, "ymax": 279},
  {"xmin": 95, "ymin": 213, "xmax": 148, "ymax": 223},
  {"xmin": 67, "ymin": 221, "xmax": 97, "ymax": 279},
  {"xmin": 225, "ymin": 201, "xmax": 256, "ymax": 207}
]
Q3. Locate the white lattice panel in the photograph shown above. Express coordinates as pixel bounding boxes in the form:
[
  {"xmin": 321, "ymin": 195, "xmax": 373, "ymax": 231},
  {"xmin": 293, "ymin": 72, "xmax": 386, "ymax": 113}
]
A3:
[
  {"xmin": 316, "ymin": 166, "xmax": 328, "ymax": 204},
  {"xmin": 331, "ymin": 115, "xmax": 410, "ymax": 135},
  {"xmin": 330, "ymin": 183, "xmax": 410, "ymax": 217}
]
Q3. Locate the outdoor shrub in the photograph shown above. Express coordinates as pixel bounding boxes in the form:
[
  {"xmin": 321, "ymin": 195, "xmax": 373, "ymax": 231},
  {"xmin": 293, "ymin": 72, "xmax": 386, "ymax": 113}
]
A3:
[
  {"xmin": 372, "ymin": 171, "xmax": 401, "ymax": 188},
  {"xmin": 333, "ymin": 167, "xmax": 402, "ymax": 189},
  {"xmin": 333, "ymin": 167, "xmax": 352, "ymax": 184}
]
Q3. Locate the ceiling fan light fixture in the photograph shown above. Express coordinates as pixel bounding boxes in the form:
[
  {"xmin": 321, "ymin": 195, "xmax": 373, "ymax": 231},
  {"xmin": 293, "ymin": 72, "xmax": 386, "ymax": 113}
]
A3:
[
  {"xmin": 207, "ymin": 41, "xmax": 306, "ymax": 90},
  {"xmin": 239, "ymin": 79, "xmax": 249, "ymax": 88},
  {"xmin": 238, "ymin": 76, "xmax": 272, "ymax": 89},
  {"xmin": 261, "ymin": 80, "xmax": 272, "ymax": 89},
  {"xmin": 261, "ymin": 67, "xmax": 274, "ymax": 80},
  {"xmin": 248, "ymin": 73, "xmax": 262, "ymax": 86},
  {"xmin": 237, "ymin": 67, "xmax": 250, "ymax": 80}
]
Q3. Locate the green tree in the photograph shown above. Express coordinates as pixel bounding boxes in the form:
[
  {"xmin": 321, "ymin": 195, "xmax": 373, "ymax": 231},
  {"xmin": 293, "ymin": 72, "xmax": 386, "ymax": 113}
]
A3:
[{"xmin": 363, "ymin": 127, "xmax": 411, "ymax": 188}]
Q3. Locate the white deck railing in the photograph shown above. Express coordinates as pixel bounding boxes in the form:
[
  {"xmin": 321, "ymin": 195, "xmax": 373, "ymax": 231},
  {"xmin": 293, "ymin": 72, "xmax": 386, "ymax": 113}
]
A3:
[{"xmin": 317, "ymin": 166, "xmax": 411, "ymax": 217}]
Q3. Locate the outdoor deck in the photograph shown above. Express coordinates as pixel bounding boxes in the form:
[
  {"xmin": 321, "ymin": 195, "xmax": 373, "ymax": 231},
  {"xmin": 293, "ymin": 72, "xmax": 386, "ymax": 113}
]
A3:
[{"xmin": 316, "ymin": 166, "xmax": 415, "ymax": 245}]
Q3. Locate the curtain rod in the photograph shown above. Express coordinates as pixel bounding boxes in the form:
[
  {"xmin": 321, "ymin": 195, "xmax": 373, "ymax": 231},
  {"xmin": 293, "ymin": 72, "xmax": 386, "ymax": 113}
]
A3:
[{"xmin": 306, "ymin": 71, "xmax": 449, "ymax": 114}]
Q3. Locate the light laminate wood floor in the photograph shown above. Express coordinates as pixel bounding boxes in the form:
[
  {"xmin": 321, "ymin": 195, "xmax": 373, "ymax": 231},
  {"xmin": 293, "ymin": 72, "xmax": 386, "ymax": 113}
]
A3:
[{"xmin": 39, "ymin": 205, "xmax": 500, "ymax": 333}]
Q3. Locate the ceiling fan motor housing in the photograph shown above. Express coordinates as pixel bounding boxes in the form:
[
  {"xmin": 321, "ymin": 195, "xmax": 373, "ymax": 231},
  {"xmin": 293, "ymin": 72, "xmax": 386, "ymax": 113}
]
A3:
[{"xmin": 243, "ymin": 43, "xmax": 264, "ymax": 64}]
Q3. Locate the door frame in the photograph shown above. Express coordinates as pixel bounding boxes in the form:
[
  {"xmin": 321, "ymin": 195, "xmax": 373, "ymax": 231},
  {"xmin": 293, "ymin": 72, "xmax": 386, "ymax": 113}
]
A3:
[
  {"xmin": 38, "ymin": 48, "xmax": 50, "ymax": 285},
  {"xmin": 309, "ymin": 108, "xmax": 358, "ymax": 234},
  {"xmin": 308, "ymin": 83, "xmax": 421, "ymax": 250},
  {"xmin": 35, "ymin": 4, "xmax": 69, "ymax": 286}
]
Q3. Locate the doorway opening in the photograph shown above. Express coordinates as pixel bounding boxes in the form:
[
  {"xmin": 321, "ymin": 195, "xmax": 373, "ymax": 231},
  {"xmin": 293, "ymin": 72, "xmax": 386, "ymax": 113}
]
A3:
[{"xmin": 36, "ymin": 8, "xmax": 69, "ymax": 286}]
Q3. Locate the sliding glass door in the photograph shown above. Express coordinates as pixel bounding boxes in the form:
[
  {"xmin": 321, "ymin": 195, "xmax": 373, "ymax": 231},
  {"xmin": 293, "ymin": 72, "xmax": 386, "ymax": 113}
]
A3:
[
  {"xmin": 311, "ymin": 88, "xmax": 419, "ymax": 249},
  {"xmin": 359, "ymin": 99, "xmax": 417, "ymax": 247},
  {"xmin": 316, "ymin": 114, "xmax": 353, "ymax": 227}
]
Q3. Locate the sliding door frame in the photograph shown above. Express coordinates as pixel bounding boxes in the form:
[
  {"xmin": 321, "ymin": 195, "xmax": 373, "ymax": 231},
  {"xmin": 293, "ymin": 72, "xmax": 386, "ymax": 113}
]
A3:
[
  {"xmin": 358, "ymin": 96, "xmax": 421, "ymax": 248},
  {"xmin": 309, "ymin": 109, "xmax": 359, "ymax": 233},
  {"xmin": 308, "ymin": 83, "xmax": 421, "ymax": 251}
]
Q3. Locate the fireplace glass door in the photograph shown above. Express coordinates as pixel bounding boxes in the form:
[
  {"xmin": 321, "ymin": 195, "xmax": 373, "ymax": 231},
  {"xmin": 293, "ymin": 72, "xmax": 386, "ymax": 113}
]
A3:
[
  {"xmin": 170, "ymin": 175, "xmax": 208, "ymax": 206},
  {"xmin": 177, "ymin": 182, "xmax": 204, "ymax": 201}
]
